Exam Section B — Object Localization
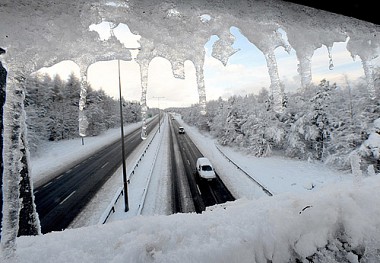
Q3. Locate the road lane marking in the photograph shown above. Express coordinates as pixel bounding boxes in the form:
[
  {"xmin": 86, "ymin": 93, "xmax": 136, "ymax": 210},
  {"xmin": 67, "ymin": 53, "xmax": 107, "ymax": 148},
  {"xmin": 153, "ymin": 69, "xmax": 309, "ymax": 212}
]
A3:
[
  {"xmin": 59, "ymin": 191, "xmax": 76, "ymax": 205},
  {"xmin": 197, "ymin": 185, "xmax": 201, "ymax": 195},
  {"xmin": 65, "ymin": 169, "xmax": 72, "ymax": 174},
  {"xmin": 42, "ymin": 182, "xmax": 52, "ymax": 188},
  {"xmin": 101, "ymin": 162, "xmax": 109, "ymax": 169}
]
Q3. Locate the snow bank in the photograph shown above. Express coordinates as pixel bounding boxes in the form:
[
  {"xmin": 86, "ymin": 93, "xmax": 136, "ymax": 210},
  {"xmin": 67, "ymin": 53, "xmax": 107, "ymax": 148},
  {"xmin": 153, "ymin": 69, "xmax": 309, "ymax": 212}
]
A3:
[{"xmin": 13, "ymin": 175, "xmax": 380, "ymax": 262}]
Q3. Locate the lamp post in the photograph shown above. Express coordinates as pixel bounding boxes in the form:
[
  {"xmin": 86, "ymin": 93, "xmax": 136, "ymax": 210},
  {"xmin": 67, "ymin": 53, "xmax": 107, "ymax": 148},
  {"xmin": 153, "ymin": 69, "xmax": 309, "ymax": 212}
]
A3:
[
  {"xmin": 117, "ymin": 49, "xmax": 140, "ymax": 212},
  {"xmin": 118, "ymin": 59, "xmax": 129, "ymax": 212},
  {"xmin": 153, "ymin": 96, "xmax": 165, "ymax": 132}
]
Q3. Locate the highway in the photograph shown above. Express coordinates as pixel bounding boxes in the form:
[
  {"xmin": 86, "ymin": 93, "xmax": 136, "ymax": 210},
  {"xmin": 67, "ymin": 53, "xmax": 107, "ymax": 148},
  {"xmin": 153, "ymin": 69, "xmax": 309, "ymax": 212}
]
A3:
[
  {"xmin": 2, "ymin": 114, "xmax": 236, "ymax": 235},
  {"xmin": 169, "ymin": 117, "xmax": 235, "ymax": 214},
  {"xmin": 34, "ymin": 117, "xmax": 159, "ymax": 233}
]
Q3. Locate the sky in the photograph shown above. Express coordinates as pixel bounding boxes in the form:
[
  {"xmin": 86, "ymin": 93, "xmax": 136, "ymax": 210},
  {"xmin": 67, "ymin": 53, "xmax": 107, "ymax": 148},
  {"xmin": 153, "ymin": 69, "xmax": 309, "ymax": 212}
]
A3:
[
  {"xmin": 36, "ymin": 22, "xmax": 380, "ymax": 110},
  {"xmin": 8, "ymin": 113, "xmax": 380, "ymax": 262}
]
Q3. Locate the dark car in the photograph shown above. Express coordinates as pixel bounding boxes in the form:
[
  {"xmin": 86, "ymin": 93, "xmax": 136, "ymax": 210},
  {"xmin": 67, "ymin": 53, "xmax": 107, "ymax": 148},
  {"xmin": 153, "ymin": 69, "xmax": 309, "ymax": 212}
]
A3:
[{"xmin": 178, "ymin": 127, "xmax": 185, "ymax": 134}]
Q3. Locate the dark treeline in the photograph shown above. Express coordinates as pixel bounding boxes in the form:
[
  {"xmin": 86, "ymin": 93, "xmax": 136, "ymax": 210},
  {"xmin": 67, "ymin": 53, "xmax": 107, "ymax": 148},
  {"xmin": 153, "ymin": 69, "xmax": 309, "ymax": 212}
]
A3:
[
  {"xmin": 172, "ymin": 69, "xmax": 380, "ymax": 173},
  {"xmin": 25, "ymin": 73, "xmax": 142, "ymax": 153}
]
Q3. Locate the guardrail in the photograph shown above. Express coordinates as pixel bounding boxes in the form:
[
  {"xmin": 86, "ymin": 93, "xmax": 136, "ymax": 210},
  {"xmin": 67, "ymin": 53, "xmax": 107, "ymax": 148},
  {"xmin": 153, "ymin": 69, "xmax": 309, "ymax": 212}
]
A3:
[
  {"xmin": 98, "ymin": 117, "xmax": 164, "ymax": 224},
  {"xmin": 215, "ymin": 144, "xmax": 273, "ymax": 197}
]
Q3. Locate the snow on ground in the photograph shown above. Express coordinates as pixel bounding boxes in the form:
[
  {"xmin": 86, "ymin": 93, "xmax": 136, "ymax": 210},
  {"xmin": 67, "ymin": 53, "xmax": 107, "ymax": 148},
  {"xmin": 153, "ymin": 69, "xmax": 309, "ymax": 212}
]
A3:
[
  {"xmin": 174, "ymin": 114, "xmax": 352, "ymax": 196},
  {"xmin": 9, "ymin": 113, "xmax": 380, "ymax": 262}
]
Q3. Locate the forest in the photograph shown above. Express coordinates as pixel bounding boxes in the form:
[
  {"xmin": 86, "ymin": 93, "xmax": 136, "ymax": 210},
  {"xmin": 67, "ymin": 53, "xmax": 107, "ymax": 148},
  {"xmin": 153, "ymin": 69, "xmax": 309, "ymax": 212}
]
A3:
[
  {"xmin": 24, "ymin": 73, "xmax": 142, "ymax": 153},
  {"xmin": 173, "ymin": 68, "xmax": 380, "ymax": 174},
  {"xmin": 25, "ymin": 66, "xmax": 380, "ymax": 174}
]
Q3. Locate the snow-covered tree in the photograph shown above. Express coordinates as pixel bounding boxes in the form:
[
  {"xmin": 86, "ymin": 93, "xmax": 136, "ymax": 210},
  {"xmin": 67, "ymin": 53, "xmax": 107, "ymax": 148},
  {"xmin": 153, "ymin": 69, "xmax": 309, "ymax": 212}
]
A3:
[
  {"xmin": 219, "ymin": 96, "xmax": 247, "ymax": 146},
  {"xmin": 240, "ymin": 95, "xmax": 285, "ymax": 157},
  {"xmin": 61, "ymin": 73, "xmax": 81, "ymax": 139},
  {"xmin": 208, "ymin": 97, "xmax": 229, "ymax": 138},
  {"xmin": 305, "ymin": 79, "xmax": 334, "ymax": 160},
  {"xmin": 358, "ymin": 118, "xmax": 380, "ymax": 173},
  {"xmin": 85, "ymin": 87, "xmax": 113, "ymax": 136}
]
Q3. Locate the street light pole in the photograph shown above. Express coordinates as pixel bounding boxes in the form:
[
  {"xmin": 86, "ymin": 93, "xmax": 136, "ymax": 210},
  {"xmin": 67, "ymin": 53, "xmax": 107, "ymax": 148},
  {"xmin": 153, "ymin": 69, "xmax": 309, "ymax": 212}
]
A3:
[
  {"xmin": 153, "ymin": 96, "xmax": 165, "ymax": 132},
  {"xmin": 118, "ymin": 59, "xmax": 129, "ymax": 212}
]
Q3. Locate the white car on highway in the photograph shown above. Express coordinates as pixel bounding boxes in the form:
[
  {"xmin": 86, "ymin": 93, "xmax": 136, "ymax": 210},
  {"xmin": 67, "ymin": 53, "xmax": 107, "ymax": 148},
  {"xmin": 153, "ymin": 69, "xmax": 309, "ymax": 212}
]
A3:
[{"xmin": 196, "ymin": 157, "xmax": 216, "ymax": 181}]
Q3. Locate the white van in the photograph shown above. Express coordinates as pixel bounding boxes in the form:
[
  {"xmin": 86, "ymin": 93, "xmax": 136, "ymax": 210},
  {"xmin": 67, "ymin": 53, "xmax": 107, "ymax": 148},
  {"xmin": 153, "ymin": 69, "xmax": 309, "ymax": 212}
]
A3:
[{"xmin": 196, "ymin": 157, "xmax": 216, "ymax": 180}]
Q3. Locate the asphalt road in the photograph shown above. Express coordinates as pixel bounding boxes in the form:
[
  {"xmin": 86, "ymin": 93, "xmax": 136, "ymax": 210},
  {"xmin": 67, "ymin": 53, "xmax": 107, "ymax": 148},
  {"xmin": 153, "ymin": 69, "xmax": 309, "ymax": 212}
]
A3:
[
  {"xmin": 1, "ymin": 114, "xmax": 235, "ymax": 236},
  {"xmin": 170, "ymin": 117, "xmax": 235, "ymax": 213},
  {"xmin": 34, "ymin": 117, "xmax": 159, "ymax": 234}
]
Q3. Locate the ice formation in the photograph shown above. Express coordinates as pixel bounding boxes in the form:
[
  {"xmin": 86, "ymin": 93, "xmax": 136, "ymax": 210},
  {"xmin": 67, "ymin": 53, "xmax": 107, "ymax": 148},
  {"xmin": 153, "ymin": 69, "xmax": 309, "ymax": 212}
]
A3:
[
  {"xmin": 1, "ymin": 0, "xmax": 379, "ymax": 122},
  {"xmin": 1, "ymin": 0, "xmax": 380, "ymax": 257}
]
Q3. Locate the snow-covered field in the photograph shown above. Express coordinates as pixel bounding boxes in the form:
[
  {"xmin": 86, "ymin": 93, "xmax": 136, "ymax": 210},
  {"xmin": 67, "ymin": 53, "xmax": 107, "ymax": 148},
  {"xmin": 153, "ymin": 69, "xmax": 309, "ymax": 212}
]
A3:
[{"xmin": 12, "ymin": 114, "xmax": 380, "ymax": 262}]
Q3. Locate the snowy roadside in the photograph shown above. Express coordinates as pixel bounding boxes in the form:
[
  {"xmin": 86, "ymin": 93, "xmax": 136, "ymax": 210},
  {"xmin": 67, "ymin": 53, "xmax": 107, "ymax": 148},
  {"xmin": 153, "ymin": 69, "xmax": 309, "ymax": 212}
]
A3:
[
  {"xmin": 31, "ymin": 113, "xmax": 354, "ymax": 230},
  {"xmin": 106, "ymin": 115, "xmax": 172, "ymax": 222},
  {"xmin": 174, "ymin": 114, "xmax": 353, "ymax": 198},
  {"xmin": 30, "ymin": 121, "xmax": 147, "ymax": 188},
  {"xmin": 69, "ymin": 117, "xmax": 165, "ymax": 228},
  {"xmin": 15, "ymin": 114, "xmax": 380, "ymax": 263}
]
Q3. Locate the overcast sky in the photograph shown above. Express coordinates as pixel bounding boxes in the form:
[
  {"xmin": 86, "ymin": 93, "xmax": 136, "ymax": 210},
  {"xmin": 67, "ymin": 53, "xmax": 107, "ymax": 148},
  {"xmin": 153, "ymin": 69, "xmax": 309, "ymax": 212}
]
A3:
[{"xmin": 37, "ymin": 22, "xmax": 378, "ymax": 109}]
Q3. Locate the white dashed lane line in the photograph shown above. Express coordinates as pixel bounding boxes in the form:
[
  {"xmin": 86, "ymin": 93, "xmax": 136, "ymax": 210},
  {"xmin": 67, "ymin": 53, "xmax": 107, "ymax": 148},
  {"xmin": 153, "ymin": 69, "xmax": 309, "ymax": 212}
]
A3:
[
  {"xmin": 197, "ymin": 185, "xmax": 202, "ymax": 195},
  {"xmin": 101, "ymin": 162, "xmax": 109, "ymax": 169},
  {"xmin": 42, "ymin": 181, "xmax": 52, "ymax": 188},
  {"xmin": 59, "ymin": 191, "xmax": 76, "ymax": 205}
]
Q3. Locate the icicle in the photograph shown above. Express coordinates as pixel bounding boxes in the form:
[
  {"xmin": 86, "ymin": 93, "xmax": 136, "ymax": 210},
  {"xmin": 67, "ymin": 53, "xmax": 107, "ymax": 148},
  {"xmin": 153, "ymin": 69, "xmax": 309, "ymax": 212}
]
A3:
[
  {"xmin": 327, "ymin": 45, "xmax": 334, "ymax": 70},
  {"xmin": 296, "ymin": 52, "xmax": 313, "ymax": 92},
  {"xmin": 361, "ymin": 58, "xmax": 376, "ymax": 100},
  {"xmin": 264, "ymin": 50, "xmax": 284, "ymax": 113},
  {"xmin": 78, "ymin": 73, "xmax": 89, "ymax": 137},
  {"xmin": 139, "ymin": 59, "xmax": 149, "ymax": 140},
  {"xmin": 194, "ymin": 60, "xmax": 207, "ymax": 115},
  {"xmin": 211, "ymin": 32, "xmax": 240, "ymax": 66},
  {"xmin": 141, "ymin": 121, "xmax": 147, "ymax": 140},
  {"xmin": 237, "ymin": 24, "xmax": 289, "ymax": 113},
  {"xmin": 1, "ymin": 69, "xmax": 23, "ymax": 259}
]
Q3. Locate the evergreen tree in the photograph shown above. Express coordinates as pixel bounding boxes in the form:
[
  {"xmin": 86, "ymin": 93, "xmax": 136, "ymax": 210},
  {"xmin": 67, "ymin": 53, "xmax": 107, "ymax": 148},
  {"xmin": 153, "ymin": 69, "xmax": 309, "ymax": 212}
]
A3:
[
  {"xmin": 305, "ymin": 79, "xmax": 333, "ymax": 160},
  {"xmin": 85, "ymin": 87, "xmax": 111, "ymax": 135},
  {"xmin": 208, "ymin": 97, "xmax": 229, "ymax": 138},
  {"xmin": 61, "ymin": 73, "xmax": 81, "ymax": 139}
]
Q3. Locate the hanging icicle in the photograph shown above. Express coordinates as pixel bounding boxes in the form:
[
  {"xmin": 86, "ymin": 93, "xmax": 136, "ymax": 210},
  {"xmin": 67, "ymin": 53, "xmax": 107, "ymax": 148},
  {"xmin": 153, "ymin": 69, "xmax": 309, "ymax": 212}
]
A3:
[{"xmin": 327, "ymin": 45, "xmax": 334, "ymax": 70}]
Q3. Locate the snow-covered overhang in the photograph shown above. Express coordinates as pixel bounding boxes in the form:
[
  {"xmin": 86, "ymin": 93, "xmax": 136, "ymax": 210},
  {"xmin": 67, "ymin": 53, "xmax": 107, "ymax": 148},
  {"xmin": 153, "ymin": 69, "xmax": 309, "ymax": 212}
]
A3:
[{"xmin": 1, "ymin": 0, "xmax": 379, "ymax": 71}]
